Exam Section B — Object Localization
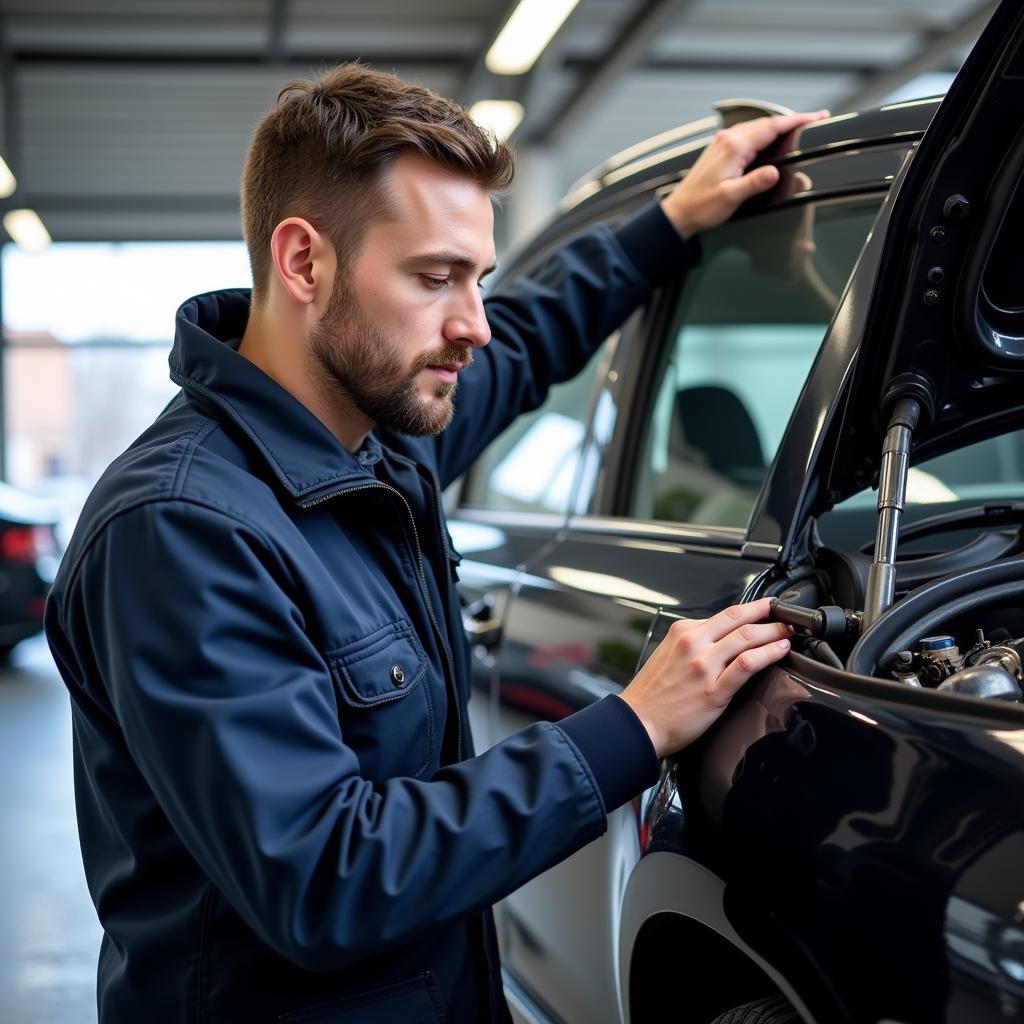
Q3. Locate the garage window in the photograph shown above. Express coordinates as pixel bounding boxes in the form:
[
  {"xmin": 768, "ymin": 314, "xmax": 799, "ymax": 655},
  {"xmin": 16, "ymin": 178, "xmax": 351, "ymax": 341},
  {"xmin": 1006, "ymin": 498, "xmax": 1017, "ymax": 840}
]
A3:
[{"xmin": 2, "ymin": 241, "xmax": 250, "ymax": 540}]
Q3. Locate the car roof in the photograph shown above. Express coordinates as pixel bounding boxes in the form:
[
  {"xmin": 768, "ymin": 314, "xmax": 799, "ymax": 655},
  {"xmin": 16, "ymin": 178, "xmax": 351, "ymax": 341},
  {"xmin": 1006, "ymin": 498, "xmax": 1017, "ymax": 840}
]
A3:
[{"xmin": 505, "ymin": 96, "xmax": 941, "ymax": 274}]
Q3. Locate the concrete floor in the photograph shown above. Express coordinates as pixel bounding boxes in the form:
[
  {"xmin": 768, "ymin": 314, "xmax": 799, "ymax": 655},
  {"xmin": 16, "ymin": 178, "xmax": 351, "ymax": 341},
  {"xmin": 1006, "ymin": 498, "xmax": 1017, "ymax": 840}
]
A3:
[{"xmin": 0, "ymin": 634, "xmax": 100, "ymax": 1023}]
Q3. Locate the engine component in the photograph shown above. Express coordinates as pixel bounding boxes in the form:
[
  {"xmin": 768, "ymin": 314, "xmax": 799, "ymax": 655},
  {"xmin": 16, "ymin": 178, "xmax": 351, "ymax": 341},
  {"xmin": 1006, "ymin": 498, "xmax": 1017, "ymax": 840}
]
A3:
[
  {"xmin": 916, "ymin": 635, "xmax": 963, "ymax": 683},
  {"xmin": 806, "ymin": 638, "xmax": 844, "ymax": 669},
  {"xmin": 960, "ymin": 628, "xmax": 992, "ymax": 665},
  {"xmin": 890, "ymin": 650, "xmax": 922, "ymax": 686},
  {"xmin": 849, "ymin": 557, "xmax": 1024, "ymax": 683},
  {"xmin": 938, "ymin": 663, "xmax": 1023, "ymax": 701},
  {"xmin": 882, "ymin": 628, "xmax": 1023, "ymax": 700},
  {"xmin": 972, "ymin": 643, "xmax": 1023, "ymax": 679}
]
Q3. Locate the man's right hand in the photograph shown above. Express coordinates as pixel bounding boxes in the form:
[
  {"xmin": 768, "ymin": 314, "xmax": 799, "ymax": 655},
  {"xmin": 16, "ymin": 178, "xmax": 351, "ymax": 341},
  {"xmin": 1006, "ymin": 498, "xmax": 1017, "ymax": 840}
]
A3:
[{"xmin": 619, "ymin": 598, "xmax": 791, "ymax": 758}]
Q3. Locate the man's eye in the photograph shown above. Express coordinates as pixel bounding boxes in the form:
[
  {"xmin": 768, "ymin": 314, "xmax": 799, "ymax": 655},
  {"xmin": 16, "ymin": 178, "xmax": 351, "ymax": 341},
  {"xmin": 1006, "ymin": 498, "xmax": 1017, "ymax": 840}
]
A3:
[{"xmin": 421, "ymin": 276, "xmax": 449, "ymax": 291}]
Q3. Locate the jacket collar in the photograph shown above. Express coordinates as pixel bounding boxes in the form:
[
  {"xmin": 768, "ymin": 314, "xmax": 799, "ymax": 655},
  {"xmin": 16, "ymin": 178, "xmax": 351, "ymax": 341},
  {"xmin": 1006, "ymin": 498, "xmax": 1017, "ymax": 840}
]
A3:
[{"xmin": 169, "ymin": 288, "xmax": 378, "ymax": 502}]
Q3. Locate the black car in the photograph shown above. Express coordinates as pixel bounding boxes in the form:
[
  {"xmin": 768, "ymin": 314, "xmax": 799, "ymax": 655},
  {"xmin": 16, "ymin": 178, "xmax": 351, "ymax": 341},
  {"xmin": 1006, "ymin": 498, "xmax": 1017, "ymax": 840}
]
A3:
[
  {"xmin": 449, "ymin": 4, "xmax": 1024, "ymax": 1023},
  {"xmin": 0, "ymin": 482, "xmax": 60, "ymax": 658}
]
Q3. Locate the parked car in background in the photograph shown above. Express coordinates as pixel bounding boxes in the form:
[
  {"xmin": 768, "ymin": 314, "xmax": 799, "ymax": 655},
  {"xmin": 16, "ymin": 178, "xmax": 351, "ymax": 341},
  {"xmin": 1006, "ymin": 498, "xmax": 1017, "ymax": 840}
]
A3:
[
  {"xmin": 0, "ymin": 482, "xmax": 60, "ymax": 658},
  {"xmin": 450, "ymin": 3, "xmax": 1024, "ymax": 1022}
]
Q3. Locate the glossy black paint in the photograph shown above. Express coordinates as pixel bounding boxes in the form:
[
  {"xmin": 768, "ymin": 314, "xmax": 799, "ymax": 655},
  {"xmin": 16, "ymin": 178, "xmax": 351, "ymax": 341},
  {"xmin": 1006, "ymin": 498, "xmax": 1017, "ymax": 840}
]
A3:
[
  {"xmin": 761, "ymin": 144, "xmax": 912, "ymax": 203},
  {"xmin": 496, "ymin": 530, "xmax": 766, "ymax": 716},
  {"xmin": 641, "ymin": 654, "xmax": 1024, "ymax": 1023},
  {"xmin": 778, "ymin": 98, "xmax": 936, "ymax": 162},
  {"xmin": 829, "ymin": 2, "xmax": 1024, "ymax": 504}
]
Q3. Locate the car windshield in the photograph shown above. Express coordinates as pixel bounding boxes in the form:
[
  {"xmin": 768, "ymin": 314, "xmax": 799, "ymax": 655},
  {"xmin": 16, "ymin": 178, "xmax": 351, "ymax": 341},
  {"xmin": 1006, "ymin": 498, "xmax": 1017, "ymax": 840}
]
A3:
[{"xmin": 819, "ymin": 430, "xmax": 1024, "ymax": 551}]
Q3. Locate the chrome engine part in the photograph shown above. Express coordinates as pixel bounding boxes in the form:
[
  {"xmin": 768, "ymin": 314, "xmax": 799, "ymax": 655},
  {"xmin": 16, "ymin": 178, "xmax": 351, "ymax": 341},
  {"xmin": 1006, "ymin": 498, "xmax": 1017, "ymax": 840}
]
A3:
[{"xmin": 887, "ymin": 631, "xmax": 1024, "ymax": 700}]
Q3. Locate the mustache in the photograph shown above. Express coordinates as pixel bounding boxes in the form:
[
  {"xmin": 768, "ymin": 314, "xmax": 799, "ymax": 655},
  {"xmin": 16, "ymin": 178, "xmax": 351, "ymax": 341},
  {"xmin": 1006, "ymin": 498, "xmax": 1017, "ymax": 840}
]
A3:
[{"xmin": 413, "ymin": 348, "xmax": 474, "ymax": 372}]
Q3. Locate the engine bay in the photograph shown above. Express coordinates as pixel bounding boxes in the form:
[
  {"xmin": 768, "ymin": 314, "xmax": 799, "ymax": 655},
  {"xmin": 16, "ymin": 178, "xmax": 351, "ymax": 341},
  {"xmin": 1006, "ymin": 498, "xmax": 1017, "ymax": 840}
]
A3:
[
  {"xmin": 772, "ymin": 582, "xmax": 1024, "ymax": 702},
  {"xmin": 768, "ymin": 379, "xmax": 1024, "ymax": 704}
]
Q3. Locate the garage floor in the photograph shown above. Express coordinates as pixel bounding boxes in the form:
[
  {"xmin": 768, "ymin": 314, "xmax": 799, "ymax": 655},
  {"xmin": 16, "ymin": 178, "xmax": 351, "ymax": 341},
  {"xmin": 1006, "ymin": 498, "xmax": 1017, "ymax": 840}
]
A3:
[{"xmin": 0, "ymin": 636, "xmax": 100, "ymax": 1023}]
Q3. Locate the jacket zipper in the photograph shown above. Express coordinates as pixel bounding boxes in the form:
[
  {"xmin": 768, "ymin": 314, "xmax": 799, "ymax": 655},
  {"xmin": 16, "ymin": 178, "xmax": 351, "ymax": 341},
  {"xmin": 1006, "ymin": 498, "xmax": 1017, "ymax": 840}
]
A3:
[{"xmin": 300, "ymin": 481, "xmax": 463, "ymax": 761}]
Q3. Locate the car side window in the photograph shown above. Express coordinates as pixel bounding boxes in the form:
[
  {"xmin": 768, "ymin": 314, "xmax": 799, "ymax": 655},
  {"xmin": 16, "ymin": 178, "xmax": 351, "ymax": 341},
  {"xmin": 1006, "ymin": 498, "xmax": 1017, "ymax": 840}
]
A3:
[
  {"xmin": 460, "ymin": 339, "xmax": 608, "ymax": 514},
  {"xmin": 631, "ymin": 196, "xmax": 883, "ymax": 529}
]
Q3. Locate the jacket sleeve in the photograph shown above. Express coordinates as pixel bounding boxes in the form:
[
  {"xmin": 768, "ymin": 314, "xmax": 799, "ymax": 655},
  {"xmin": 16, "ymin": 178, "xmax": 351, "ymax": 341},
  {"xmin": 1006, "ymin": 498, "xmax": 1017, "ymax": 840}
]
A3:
[
  {"xmin": 53, "ymin": 497, "xmax": 658, "ymax": 972},
  {"xmin": 432, "ymin": 200, "xmax": 700, "ymax": 488}
]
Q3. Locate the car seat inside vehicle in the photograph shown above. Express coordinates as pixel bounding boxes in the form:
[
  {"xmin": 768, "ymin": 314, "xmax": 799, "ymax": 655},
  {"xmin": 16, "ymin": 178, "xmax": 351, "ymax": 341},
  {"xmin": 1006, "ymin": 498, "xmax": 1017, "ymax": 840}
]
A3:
[{"xmin": 647, "ymin": 383, "xmax": 765, "ymax": 527}]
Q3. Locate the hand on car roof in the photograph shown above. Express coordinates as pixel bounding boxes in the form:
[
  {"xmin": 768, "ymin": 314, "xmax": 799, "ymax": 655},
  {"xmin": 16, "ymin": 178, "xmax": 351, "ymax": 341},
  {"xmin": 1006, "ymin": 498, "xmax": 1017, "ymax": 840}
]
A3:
[{"xmin": 660, "ymin": 110, "xmax": 830, "ymax": 240}]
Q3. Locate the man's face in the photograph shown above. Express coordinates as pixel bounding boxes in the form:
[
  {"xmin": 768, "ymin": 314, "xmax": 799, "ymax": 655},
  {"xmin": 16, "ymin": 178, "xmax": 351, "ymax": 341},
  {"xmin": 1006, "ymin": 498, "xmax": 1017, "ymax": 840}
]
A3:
[{"xmin": 310, "ymin": 152, "xmax": 496, "ymax": 437}]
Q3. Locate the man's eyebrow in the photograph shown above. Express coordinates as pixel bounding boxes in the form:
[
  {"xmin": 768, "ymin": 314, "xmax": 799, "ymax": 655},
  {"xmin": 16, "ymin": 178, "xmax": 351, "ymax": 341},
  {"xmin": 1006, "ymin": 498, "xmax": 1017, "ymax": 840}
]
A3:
[{"xmin": 404, "ymin": 251, "xmax": 497, "ymax": 277}]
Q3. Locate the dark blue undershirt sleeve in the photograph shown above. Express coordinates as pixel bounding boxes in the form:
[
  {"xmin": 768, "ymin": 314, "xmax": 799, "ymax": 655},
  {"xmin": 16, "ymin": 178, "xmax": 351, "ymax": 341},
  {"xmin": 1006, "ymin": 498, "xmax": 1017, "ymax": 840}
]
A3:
[
  {"xmin": 555, "ymin": 694, "xmax": 660, "ymax": 813},
  {"xmin": 613, "ymin": 200, "xmax": 702, "ymax": 285}
]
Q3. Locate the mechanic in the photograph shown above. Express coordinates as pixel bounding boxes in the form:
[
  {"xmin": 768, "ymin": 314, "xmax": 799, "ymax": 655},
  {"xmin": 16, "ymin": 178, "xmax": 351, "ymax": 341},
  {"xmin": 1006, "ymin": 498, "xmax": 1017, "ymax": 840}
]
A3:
[{"xmin": 44, "ymin": 65, "xmax": 822, "ymax": 1023}]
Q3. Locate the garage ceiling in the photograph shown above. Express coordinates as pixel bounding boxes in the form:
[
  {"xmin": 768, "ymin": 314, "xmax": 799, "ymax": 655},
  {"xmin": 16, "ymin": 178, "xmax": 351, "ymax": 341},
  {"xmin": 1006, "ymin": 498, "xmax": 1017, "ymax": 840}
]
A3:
[{"xmin": 0, "ymin": 0, "xmax": 997, "ymax": 243}]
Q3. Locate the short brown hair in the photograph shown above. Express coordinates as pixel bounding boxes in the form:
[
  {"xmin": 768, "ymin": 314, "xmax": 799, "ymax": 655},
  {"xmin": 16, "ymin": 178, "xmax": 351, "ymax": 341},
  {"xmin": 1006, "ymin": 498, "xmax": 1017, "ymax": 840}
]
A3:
[{"xmin": 241, "ymin": 63, "xmax": 515, "ymax": 300}]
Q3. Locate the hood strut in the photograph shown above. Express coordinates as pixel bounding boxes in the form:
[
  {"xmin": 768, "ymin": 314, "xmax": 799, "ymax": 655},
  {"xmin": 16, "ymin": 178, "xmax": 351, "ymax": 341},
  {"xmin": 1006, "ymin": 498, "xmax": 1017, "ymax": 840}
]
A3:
[{"xmin": 863, "ymin": 375, "xmax": 936, "ymax": 627}]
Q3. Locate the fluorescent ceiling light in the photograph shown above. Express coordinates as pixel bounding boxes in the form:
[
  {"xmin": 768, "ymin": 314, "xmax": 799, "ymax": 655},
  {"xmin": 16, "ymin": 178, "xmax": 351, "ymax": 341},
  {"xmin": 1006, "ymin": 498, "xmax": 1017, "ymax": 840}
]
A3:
[
  {"xmin": 3, "ymin": 209, "xmax": 51, "ymax": 252},
  {"xmin": 486, "ymin": 0, "xmax": 580, "ymax": 75},
  {"xmin": 0, "ymin": 155, "xmax": 16, "ymax": 199},
  {"xmin": 469, "ymin": 100, "xmax": 525, "ymax": 142}
]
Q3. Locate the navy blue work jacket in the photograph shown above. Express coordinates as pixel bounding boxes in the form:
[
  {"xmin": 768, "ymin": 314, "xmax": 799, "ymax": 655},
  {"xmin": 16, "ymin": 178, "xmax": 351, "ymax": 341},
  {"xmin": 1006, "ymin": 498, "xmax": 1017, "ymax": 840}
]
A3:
[{"xmin": 44, "ymin": 203, "xmax": 695, "ymax": 1023}]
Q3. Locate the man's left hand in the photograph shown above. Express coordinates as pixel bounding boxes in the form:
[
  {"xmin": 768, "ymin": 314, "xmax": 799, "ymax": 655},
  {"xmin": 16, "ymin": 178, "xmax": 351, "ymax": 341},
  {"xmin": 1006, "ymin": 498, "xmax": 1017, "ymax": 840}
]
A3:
[{"xmin": 661, "ymin": 110, "xmax": 830, "ymax": 239}]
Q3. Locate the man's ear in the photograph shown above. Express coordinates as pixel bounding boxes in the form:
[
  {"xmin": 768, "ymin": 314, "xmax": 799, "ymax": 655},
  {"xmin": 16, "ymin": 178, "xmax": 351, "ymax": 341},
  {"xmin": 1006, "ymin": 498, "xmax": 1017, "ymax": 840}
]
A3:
[{"xmin": 269, "ymin": 217, "xmax": 336, "ymax": 306}]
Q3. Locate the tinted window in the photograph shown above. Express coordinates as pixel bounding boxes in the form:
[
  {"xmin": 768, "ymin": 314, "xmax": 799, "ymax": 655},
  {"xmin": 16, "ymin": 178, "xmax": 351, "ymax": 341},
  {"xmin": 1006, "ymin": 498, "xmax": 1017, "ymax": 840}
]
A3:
[{"xmin": 631, "ymin": 196, "xmax": 883, "ymax": 528}]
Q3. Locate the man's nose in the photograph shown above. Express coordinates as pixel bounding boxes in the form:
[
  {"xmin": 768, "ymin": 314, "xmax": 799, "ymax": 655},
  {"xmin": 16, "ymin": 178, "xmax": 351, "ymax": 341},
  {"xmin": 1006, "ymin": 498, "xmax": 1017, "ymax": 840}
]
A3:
[{"xmin": 444, "ymin": 287, "xmax": 491, "ymax": 349}]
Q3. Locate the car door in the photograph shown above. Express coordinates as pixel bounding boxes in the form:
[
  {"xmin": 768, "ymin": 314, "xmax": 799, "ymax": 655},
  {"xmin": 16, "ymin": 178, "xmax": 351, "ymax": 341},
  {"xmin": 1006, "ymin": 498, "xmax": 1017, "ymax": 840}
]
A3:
[{"xmin": 482, "ymin": 186, "xmax": 886, "ymax": 1024}]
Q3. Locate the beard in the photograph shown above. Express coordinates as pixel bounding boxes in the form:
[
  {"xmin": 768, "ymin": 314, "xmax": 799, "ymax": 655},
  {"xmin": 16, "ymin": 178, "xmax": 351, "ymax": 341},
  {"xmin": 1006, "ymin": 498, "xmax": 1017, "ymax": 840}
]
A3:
[{"xmin": 309, "ymin": 274, "xmax": 471, "ymax": 437}]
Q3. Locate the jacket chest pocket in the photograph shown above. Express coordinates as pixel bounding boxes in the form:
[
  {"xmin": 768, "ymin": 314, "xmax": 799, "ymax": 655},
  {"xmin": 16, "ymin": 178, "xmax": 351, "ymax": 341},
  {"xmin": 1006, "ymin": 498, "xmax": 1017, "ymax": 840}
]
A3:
[{"xmin": 326, "ymin": 621, "xmax": 436, "ymax": 781}]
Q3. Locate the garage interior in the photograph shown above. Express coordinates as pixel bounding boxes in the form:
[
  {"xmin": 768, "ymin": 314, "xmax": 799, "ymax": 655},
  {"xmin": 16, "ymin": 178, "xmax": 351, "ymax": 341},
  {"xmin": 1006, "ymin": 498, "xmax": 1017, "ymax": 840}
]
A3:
[{"xmin": 0, "ymin": 1, "xmax": 997, "ymax": 1021}]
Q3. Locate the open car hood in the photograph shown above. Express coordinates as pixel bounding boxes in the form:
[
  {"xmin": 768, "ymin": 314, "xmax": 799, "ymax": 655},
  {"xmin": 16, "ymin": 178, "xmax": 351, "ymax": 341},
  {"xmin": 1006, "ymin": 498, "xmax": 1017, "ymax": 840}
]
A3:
[{"xmin": 820, "ymin": 0, "xmax": 1024, "ymax": 508}]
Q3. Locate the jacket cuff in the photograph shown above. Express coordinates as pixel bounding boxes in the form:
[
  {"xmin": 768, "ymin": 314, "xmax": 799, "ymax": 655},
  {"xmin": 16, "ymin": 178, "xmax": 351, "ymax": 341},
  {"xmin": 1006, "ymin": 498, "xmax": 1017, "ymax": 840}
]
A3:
[
  {"xmin": 555, "ymin": 695, "xmax": 660, "ymax": 813},
  {"xmin": 613, "ymin": 200, "xmax": 701, "ymax": 286}
]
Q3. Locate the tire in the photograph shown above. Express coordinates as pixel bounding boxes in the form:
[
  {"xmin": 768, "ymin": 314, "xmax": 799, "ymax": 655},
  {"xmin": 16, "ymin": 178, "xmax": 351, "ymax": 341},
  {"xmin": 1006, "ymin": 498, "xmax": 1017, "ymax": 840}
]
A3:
[{"xmin": 709, "ymin": 996, "xmax": 800, "ymax": 1024}]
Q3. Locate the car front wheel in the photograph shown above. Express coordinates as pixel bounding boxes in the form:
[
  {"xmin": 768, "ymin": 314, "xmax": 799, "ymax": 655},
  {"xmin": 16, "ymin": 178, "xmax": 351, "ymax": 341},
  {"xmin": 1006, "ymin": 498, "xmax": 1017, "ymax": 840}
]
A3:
[{"xmin": 709, "ymin": 996, "xmax": 799, "ymax": 1023}]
